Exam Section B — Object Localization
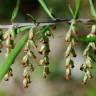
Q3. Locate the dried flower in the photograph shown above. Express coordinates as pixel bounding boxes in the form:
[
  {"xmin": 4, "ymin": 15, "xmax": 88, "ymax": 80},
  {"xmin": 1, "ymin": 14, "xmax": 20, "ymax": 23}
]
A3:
[
  {"xmin": 23, "ymin": 65, "xmax": 33, "ymax": 88},
  {"xmin": 4, "ymin": 68, "xmax": 13, "ymax": 81},
  {"xmin": 43, "ymin": 65, "xmax": 50, "ymax": 78},
  {"xmin": 82, "ymin": 69, "xmax": 93, "ymax": 84},
  {"xmin": 65, "ymin": 68, "xmax": 71, "ymax": 80},
  {"xmin": 21, "ymin": 55, "xmax": 29, "ymax": 67},
  {"xmin": 64, "ymin": 31, "xmax": 71, "ymax": 42},
  {"xmin": 39, "ymin": 56, "xmax": 49, "ymax": 66},
  {"xmin": 23, "ymin": 76, "xmax": 31, "ymax": 88}
]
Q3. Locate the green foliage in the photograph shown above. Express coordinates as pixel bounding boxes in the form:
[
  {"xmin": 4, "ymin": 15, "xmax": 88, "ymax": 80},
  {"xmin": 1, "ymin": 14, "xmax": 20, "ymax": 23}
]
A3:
[
  {"xmin": 79, "ymin": 35, "xmax": 96, "ymax": 43},
  {"xmin": 27, "ymin": 14, "xmax": 37, "ymax": 23},
  {"xmin": 88, "ymin": 0, "xmax": 96, "ymax": 18},
  {"xmin": 38, "ymin": 0, "xmax": 55, "ymax": 20},
  {"xmin": 17, "ymin": 26, "xmax": 32, "ymax": 34},
  {"xmin": 69, "ymin": 0, "xmax": 81, "ymax": 19},
  {"xmin": 11, "ymin": 0, "xmax": 20, "ymax": 22}
]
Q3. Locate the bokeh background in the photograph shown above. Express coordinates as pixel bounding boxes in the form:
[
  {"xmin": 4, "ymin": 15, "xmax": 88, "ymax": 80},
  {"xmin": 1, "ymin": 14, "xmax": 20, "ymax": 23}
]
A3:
[{"xmin": 0, "ymin": 0, "xmax": 96, "ymax": 96}]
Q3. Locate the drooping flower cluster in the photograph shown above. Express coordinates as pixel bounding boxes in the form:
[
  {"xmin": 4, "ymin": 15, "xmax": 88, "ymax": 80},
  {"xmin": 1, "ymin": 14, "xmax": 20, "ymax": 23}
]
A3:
[
  {"xmin": 0, "ymin": 22, "xmax": 96, "ymax": 87},
  {"xmin": 3, "ymin": 26, "xmax": 15, "ymax": 81},
  {"xmin": 64, "ymin": 20, "xmax": 77, "ymax": 80},
  {"xmin": 80, "ymin": 25, "xmax": 96, "ymax": 84},
  {"xmin": 0, "ymin": 25, "xmax": 53, "ymax": 88},
  {"xmin": 39, "ymin": 26, "xmax": 51, "ymax": 78},
  {"xmin": 21, "ymin": 28, "xmax": 36, "ymax": 88}
]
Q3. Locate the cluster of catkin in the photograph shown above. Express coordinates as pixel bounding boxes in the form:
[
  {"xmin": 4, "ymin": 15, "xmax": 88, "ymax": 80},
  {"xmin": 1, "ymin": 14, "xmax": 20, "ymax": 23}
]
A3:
[
  {"xmin": 80, "ymin": 25, "xmax": 96, "ymax": 84},
  {"xmin": 38, "ymin": 27, "xmax": 51, "ymax": 78},
  {"xmin": 21, "ymin": 28, "xmax": 36, "ymax": 88},
  {"xmin": 64, "ymin": 21, "xmax": 96, "ymax": 84},
  {"xmin": 64, "ymin": 20, "xmax": 77, "ymax": 80},
  {"xmin": 0, "ymin": 25, "xmax": 52, "ymax": 88},
  {"xmin": 3, "ymin": 26, "xmax": 16, "ymax": 81},
  {"xmin": 0, "ymin": 22, "xmax": 96, "ymax": 87}
]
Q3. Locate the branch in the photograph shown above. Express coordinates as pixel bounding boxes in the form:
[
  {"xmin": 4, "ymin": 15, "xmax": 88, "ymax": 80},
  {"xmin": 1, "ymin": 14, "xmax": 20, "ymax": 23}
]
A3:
[{"xmin": 0, "ymin": 18, "xmax": 96, "ymax": 29}]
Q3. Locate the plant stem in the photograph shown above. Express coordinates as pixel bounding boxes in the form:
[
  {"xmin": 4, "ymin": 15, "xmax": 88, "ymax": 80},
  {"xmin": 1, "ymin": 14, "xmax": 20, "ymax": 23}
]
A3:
[{"xmin": 0, "ymin": 18, "xmax": 96, "ymax": 29}]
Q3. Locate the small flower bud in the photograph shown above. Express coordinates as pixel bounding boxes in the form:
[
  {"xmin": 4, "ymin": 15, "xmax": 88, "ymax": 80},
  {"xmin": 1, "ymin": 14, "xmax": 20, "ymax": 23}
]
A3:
[
  {"xmin": 85, "ymin": 56, "xmax": 92, "ymax": 69},
  {"xmin": 82, "ymin": 73, "xmax": 88, "ymax": 84},
  {"xmin": 43, "ymin": 66, "xmax": 50, "ymax": 78},
  {"xmin": 39, "ymin": 56, "xmax": 49, "ymax": 66},
  {"xmin": 65, "ymin": 56, "xmax": 71, "ymax": 66},
  {"xmin": 23, "ymin": 77, "xmax": 28, "ymax": 88},
  {"xmin": 3, "ymin": 32, "xmax": 9, "ymax": 39},
  {"xmin": 90, "ymin": 42, "xmax": 96, "ymax": 50},
  {"xmin": 39, "ymin": 59, "xmax": 45, "ymax": 66},
  {"xmin": 83, "ymin": 45, "xmax": 90, "ymax": 56},
  {"xmin": 30, "ymin": 40, "xmax": 37, "ymax": 48},
  {"xmin": 23, "ymin": 41, "xmax": 29, "ymax": 52},
  {"xmin": 64, "ymin": 31, "xmax": 71, "ymax": 43},
  {"xmin": 89, "ymin": 25, "xmax": 96, "ymax": 35},
  {"xmin": 23, "ymin": 65, "xmax": 33, "ymax": 77},
  {"xmin": 65, "ymin": 56, "xmax": 74, "ymax": 69},
  {"xmin": 4, "ymin": 68, "xmax": 13, "ymax": 81},
  {"xmin": 4, "ymin": 74, "xmax": 9, "ymax": 81},
  {"xmin": 86, "ymin": 69, "xmax": 93, "ymax": 79},
  {"xmin": 38, "ymin": 44, "xmax": 45, "ymax": 54},
  {"xmin": 65, "ymin": 68, "xmax": 71, "ymax": 80},
  {"xmin": 21, "ymin": 55, "xmax": 29, "ymax": 67},
  {"xmin": 71, "ymin": 48, "xmax": 76, "ymax": 57}
]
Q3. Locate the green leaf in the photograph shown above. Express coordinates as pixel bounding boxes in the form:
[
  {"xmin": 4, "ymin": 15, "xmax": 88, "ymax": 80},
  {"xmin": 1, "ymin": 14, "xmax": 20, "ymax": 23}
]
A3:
[
  {"xmin": 11, "ymin": 0, "xmax": 20, "ymax": 22},
  {"xmin": 88, "ymin": 0, "xmax": 96, "ymax": 18},
  {"xmin": 27, "ymin": 14, "xmax": 37, "ymax": 23},
  {"xmin": 69, "ymin": 5, "xmax": 75, "ymax": 18},
  {"xmin": 74, "ymin": 0, "xmax": 81, "ymax": 19},
  {"xmin": 0, "ymin": 33, "xmax": 28, "ymax": 80},
  {"xmin": 69, "ymin": 0, "xmax": 81, "ymax": 19},
  {"xmin": 38, "ymin": 0, "xmax": 55, "ymax": 20}
]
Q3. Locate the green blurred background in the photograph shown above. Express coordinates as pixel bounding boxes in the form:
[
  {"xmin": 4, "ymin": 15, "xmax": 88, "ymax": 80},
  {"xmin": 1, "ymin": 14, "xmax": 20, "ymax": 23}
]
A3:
[{"xmin": 0, "ymin": 0, "xmax": 96, "ymax": 96}]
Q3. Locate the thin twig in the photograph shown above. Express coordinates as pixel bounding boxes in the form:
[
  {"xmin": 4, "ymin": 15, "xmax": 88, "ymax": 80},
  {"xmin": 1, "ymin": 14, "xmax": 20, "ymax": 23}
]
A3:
[{"xmin": 0, "ymin": 18, "xmax": 96, "ymax": 29}]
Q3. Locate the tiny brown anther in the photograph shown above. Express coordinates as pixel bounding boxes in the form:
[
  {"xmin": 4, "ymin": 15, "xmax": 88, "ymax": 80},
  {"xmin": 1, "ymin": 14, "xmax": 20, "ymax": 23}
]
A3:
[
  {"xmin": 21, "ymin": 61, "xmax": 28, "ymax": 67},
  {"xmin": 23, "ymin": 48, "xmax": 29, "ymax": 53}
]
